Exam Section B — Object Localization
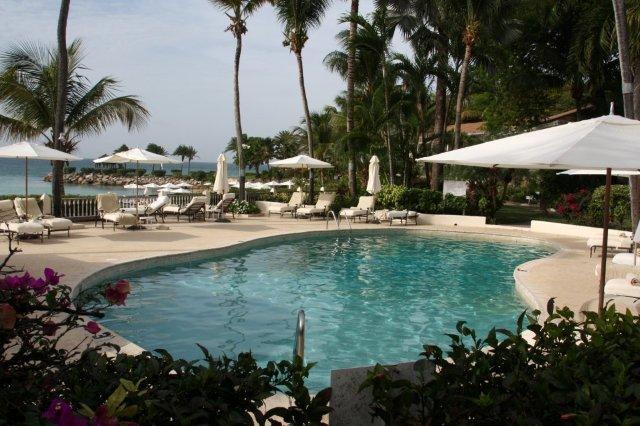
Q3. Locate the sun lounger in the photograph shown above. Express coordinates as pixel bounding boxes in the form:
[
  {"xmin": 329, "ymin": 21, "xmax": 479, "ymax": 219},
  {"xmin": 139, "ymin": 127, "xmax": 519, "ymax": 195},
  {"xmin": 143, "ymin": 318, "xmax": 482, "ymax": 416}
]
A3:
[
  {"xmin": 388, "ymin": 210, "xmax": 418, "ymax": 226},
  {"xmin": 163, "ymin": 196, "xmax": 207, "ymax": 222},
  {"xmin": 604, "ymin": 273, "xmax": 640, "ymax": 298},
  {"xmin": 296, "ymin": 193, "xmax": 336, "ymax": 220},
  {"xmin": 95, "ymin": 193, "xmax": 137, "ymax": 230},
  {"xmin": 206, "ymin": 193, "xmax": 236, "ymax": 219},
  {"xmin": 267, "ymin": 192, "xmax": 306, "ymax": 217},
  {"xmin": 612, "ymin": 223, "xmax": 640, "ymax": 264},
  {"xmin": 339, "ymin": 196, "xmax": 375, "ymax": 223},
  {"xmin": 121, "ymin": 194, "xmax": 170, "ymax": 223},
  {"xmin": 0, "ymin": 200, "xmax": 44, "ymax": 242},
  {"xmin": 587, "ymin": 233, "xmax": 632, "ymax": 257},
  {"xmin": 14, "ymin": 197, "xmax": 72, "ymax": 237}
]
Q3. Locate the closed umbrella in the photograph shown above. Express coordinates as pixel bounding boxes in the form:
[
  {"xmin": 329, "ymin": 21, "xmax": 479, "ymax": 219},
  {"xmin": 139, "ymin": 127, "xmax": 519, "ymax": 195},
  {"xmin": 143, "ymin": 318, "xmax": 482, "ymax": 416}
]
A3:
[
  {"xmin": 418, "ymin": 114, "xmax": 640, "ymax": 314},
  {"xmin": 213, "ymin": 154, "xmax": 229, "ymax": 195},
  {"xmin": 366, "ymin": 155, "xmax": 381, "ymax": 195},
  {"xmin": 0, "ymin": 141, "xmax": 81, "ymax": 218}
]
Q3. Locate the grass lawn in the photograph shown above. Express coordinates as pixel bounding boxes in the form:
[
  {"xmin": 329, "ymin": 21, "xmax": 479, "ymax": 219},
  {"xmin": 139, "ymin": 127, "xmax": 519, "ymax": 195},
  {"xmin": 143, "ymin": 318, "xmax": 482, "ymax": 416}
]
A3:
[{"xmin": 494, "ymin": 203, "xmax": 567, "ymax": 226}]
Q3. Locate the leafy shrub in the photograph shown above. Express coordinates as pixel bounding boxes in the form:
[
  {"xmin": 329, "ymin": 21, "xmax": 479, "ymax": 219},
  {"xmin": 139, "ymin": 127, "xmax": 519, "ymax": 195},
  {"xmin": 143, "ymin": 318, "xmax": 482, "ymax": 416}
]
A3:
[
  {"xmin": 63, "ymin": 166, "xmax": 76, "ymax": 174},
  {"xmin": 190, "ymin": 170, "xmax": 207, "ymax": 181},
  {"xmin": 229, "ymin": 200, "xmax": 261, "ymax": 215},
  {"xmin": 151, "ymin": 170, "xmax": 166, "ymax": 177},
  {"xmin": 331, "ymin": 193, "xmax": 358, "ymax": 214},
  {"xmin": 377, "ymin": 185, "xmax": 443, "ymax": 213},
  {"xmin": 439, "ymin": 193, "xmax": 466, "ymax": 214},
  {"xmin": 80, "ymin": 167, "xmax": 95, "ymax": 174},
  {"xmin": 171, "ymin": 169, "xmax": 182, "ymax": 177},
  {"xmin": 361, "ymin": 305, "xmax": 640, "ymax": 424},
  {"xmin": 377, "ymin": 185, "xmax": 406, "ymax": 210},
  {"xmin": 555, "ymin": 188, "xmax": 590, "ymax": 220},
  {"xmin": 135, "ymin": 169, "xmax": 146, "ymax": 177},
  {"xmin": 101, "ymin": 168, "xmax": 117, "ymax": 175},
  {"xmin": 587, "ymin": 184, "xmax": 631, "ymax": 230}
]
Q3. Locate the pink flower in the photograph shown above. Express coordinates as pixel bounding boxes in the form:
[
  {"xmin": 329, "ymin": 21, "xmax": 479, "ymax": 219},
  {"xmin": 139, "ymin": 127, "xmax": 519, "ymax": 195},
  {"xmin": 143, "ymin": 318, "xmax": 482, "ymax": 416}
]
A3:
[
  {"xmin": 114, "ymin": 279, "xmax": 131, "ymax": 295},
  {"xmin": 42, "ymin": 398, "xmax": 88, "ymax": 426},
  {"xmin": 91, "ymin": 405, "xmax": 118, "ymax": 426},
  {"xmin": 84, "ymin": 321, "xmax": 101, "ymax": 335},
  {"xmin": 0, "ymin": 303, "xmax": 17, "ymax": 330},
  {"xmin": 104, "ymin": 280, "xmax": 130, "ymax": 306},
  {"xmin": 44, "ymin": 268, "xmax": 63, "ymax": 285},
  {"xmin": 43, "ymin": 320, "xmax": 59, "ymax": 336}
]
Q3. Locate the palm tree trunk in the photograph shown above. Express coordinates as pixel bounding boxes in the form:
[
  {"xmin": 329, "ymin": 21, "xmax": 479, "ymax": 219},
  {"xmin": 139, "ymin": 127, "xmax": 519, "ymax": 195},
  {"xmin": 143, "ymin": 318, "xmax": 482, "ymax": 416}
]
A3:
[
  {"xmin": 188, "ymin": 159, "xmax": 191, "ymax": 175},
  {"xmin": 416, "ymin": 100, "xmax": 428, "ymax": 180},
  {"xmin": 430, "ymin": 73, "xmax": 446, "ymax": 191},
  {"xmin": 52, "ymin": 0, "xmax": 71, "ymax": 217},
  {"xmin": 295, "ymin": 50, "xmax": 315, "ymax": 201},
  {"xmin": 233, "ymin": 35, "xmax": 246, "ymax": 200},
  {"xmin": 454, "ymin": 43, "xmax": 472, "ymax": 150},
  {"xmin": 381, "ymin": 55, "xmax": 394, "ymax": 184},
  {"xmin": 346, "ymin": 0, "xmax": 359, "ymax": 197}
]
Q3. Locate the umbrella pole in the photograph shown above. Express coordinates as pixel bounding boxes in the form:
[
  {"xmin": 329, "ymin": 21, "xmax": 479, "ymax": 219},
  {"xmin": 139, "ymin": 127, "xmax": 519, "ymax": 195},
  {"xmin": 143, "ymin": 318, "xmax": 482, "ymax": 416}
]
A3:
[
  {"xmin": 598, "ymin": 168, "xmax": 612, "ymax": 315},
  {"xmin": 24, "ymin": 158, "xmax": 28, "ymax": 219},
  {"xmin": 136, "ymin": 161, "xmax": 140, "ymax": 226}
]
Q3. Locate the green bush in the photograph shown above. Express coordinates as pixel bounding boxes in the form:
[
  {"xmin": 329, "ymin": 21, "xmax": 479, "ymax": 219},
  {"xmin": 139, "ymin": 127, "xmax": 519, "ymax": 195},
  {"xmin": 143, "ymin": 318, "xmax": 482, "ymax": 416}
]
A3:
[
  {"xmin": 377, "ymin": 185, "xmax": 443, "ymax": 213},
  {"xmin": 80, "ymin": 167, "xmax": 95, "ymax": 174},
  {"xmin": 190, "ymin": 170, "xmax": 207, "ymax": 181},
  {"xmin": 171, "ymin": 169, "xmax": 182, "ymax": 177},
  {"xmin": 361, "ymin": 305, "xmax": 640, "ymax": 424},
  {"xmin": 587, "ymin": 184, "xmax": 631, "ymax": 230},
  {"xmin": 101, "ymin": 168, "xmax": 117, "ymax": 175},
  {"xmin": 229, "ymin": 200, "xmax": 261, "ymax": 215},
  {"xmin": 152, "ymin": 170, "xmax": 166, "ymax": 177},
  {"xmin": 440, "ymin": 193, "xmax": 466, "ymax": 214},
  {"xmin": 135, "ymin": 169, "xmax": 146, "ymax": 177},
  {"xmin": 63, "ymin": 166, "xmax": 76, "ymax": 174},
  {"xmin": 376, "ymin": 185, "xmax": 406, "ymax": 210}
]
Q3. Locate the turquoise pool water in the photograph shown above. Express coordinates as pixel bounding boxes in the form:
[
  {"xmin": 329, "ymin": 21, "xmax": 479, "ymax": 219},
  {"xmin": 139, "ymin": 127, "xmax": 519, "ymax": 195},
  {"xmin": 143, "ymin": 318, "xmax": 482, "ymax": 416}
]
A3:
[{"xmin": 99, "ymin": 232, "xmax": 552, "ymax": 390}]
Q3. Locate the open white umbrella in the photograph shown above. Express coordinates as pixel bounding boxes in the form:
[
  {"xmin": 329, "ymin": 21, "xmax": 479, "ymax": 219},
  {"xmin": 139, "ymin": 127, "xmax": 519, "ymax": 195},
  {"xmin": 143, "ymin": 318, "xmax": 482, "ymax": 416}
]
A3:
[
  {"xmin": 418, "ymin": 114, "xmax": 640, "ymax": 313},
  {"xmin": 366, "ymin": 155, "xmax": 381, "ymax": 195},
  {"xmin": 170, "ymin": 188, "xmax": 191, "ymax": 194},
  {"xmin": 558, "ymin": 169, "xmax": 640, "ymax": 176},
  {"xmin": 213, "ymin": 154, "xmax": 229, "ymax": 195},
  {"xmin": 270, "ymin": 154, "xmax": 333, "ymax": 169},
  {"xmin": 0, "ymin": 141, "xmax": 81, "ymax": 218},
  {"xmin": 176, "ymin": 181, "xmax": 193, "ymax": 188},
  {"xmin": 94, "ymin": 147, "xmax": 180, "ymax": 226},
  {"xmin": 143, "ymin": 183, "xmax": 160, "ymax": 188}
]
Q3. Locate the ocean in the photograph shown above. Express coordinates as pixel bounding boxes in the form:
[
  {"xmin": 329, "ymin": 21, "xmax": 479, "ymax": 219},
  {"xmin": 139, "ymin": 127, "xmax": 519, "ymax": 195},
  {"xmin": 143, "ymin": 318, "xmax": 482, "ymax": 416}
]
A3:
[{"xmin": 0, "ymin": 158, "xmax": 230, "ymax": 196}]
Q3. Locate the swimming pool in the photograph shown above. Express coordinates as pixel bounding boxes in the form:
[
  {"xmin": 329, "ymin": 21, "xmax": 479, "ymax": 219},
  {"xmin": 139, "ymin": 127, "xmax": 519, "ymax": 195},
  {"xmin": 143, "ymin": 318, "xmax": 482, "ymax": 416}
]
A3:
[{"xmin": 99, "ymin": 232, "xmax": 552, "ymax": 390}]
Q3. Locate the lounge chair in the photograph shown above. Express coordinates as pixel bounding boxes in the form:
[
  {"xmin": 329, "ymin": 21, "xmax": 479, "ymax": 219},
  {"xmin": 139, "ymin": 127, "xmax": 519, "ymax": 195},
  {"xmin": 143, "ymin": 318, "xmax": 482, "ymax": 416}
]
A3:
[
  {"xmin": 163, "ymin": 196, "xmax": 207, "ymax": 222},
  {"xmin": 604, "ymin": 273, "xmax": 640, "ymax": 298},
  {"xmin": 206, "ymin": 193, "xmax": 236, "ymax": 219},
  {"xmin": 14, "ymin": 197, "xmax": 72, "ymax": 237},
  {"xmin": 612, "ymin": 224, "xmax": 640, "ymax": 265},
  {"xmin": 95, "ymin": 193, "xmax": 137, "ymax": 230},
  {"xmin": 296, "ymin": 193, "xmax": 336, "ymax": 220},
  {"xmin": 587, "ymin": 233, "xmax": 632, "ymax": 257},
  {"xmin": 121, "ymin": 194, "xmax": 170, "ymax": 223},
  {"xmin": 267, "ymin": 192, "xmax": 306, "ymax": 217},
  {"xmin": 0, "ymin": 200, "xmax": 44, "ymax": 242},
  {"xmin": 388, "ymin": 210, "xmax": 418, "ymax": 226},
  {"xmin": 339, "ymin": 196, "xmax": 375, "ymax": 223}
]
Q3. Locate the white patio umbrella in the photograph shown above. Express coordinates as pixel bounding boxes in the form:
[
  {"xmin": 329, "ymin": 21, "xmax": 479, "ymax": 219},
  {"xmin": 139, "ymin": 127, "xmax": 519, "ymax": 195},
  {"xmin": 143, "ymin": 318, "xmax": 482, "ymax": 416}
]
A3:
[
  {"xmin": 95, "ymin": 147, "xmax": 180, "ymax": 226},
  {"xmin": 143, "ymin": 183, "xmax": 160, "ymax": 188},
  {"xmin": 0, "ymin": 141, "xmax": 81, "ymax": 218},
  {"xmin": 176, "ymin": 181, "xmax": 193, "ymax": 188},
  {"xmin": 558, "ymin": 169, "xmax": 640, "ymax": 176},
  {"xmin": 124, "ymin": 183, "xmax": 144, "ymax": 189},
  {"xmin": 213, "ymin": 154, "xmax": 229, "ymax": 195},
  {"xmin": 366, "ymin": 155, "xmax": 382, "ymax": 195},
  {"xmin": 418, "ymin": 114, "xmax": 640, "ymax": 313},
  {"xmin": 270, "ymin": 155, "xmax": 332, "ymax": 195},
  {"xmin": 160, "ymin": 183, "xmax": 181, "ymax": 189},
  {"xmin": 170, "ymin": 188, "xmax": 191, "ymax": 194}
]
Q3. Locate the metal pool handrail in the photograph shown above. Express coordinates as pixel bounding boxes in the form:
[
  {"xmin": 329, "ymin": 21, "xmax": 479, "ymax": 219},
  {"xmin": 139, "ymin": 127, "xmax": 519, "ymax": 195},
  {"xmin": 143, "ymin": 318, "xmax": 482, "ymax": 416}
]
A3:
[{"xmin": 293, "ymin": 309, "xmax": 305, "ymax": 360}]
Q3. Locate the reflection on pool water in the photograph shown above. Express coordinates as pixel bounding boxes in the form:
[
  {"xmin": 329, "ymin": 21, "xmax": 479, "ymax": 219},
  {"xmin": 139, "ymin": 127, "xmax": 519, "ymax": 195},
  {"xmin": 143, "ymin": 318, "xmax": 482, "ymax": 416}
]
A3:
[{"xmin": 99, "ymin": 232, "xmax": 552, "ymax": 390}]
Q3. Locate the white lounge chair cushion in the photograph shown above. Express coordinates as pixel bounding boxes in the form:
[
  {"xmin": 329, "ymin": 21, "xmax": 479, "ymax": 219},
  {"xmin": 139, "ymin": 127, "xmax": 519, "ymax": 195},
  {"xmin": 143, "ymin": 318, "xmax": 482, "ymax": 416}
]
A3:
[
  {"xmin": 340, "ymin": 208, "xmax": 368, "ymax": 217},
  {"xmin": 605, "ymin": 276, "xmax": 640, "ymax": 298},
  {"xmin": 0, "ymin": 220, "xmax": 44, "ymax": 235},
  {"xmin": 297, "ymin": 206, "xmax": 326, "ymax": 215},
  {"xmin": 268, "ymin": 203, "xmax": 295, "ymax": 213},
  {"xmin": 587, "ymin": 236, "xmax": 631, "ymax": 250},
  {"xmin": 613, "ymin": 252, "xmax": 638, "ymax": 266},
  {"xmin": 388, "ymin": 210, "xmax": 418, "ymax": 219},
  {"xmin": 103, "ymin": 212, "xmax": 137, "ymax": 226},
  {"xmin": 122, "ymin": 195, "xmax": 170, "ymax": 215},
  {"xmin": 163, "ymin": 205, "xmax": 180, "ymax": 214},
  {"xmin": 39, "ymin": 217, "xmax": 72, "ymax": 231}
]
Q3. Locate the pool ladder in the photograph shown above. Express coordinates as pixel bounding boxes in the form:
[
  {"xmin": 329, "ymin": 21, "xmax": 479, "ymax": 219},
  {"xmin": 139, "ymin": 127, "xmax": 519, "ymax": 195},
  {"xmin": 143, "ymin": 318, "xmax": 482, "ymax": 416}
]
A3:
[
  {"xmin": 325, "ymin": 210, "xmax": 352, "ymax": 231},
  {"xmin": 293, "ymin": 309, "xmax": 305, "ymax": 361}
]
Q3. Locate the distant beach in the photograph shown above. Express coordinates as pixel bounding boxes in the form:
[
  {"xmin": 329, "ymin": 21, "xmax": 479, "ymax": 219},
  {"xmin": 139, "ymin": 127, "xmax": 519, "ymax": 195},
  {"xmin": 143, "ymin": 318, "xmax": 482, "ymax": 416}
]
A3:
[{"xmin": 0, "ymin": 158, "xmax": 230, "ymax": 196}]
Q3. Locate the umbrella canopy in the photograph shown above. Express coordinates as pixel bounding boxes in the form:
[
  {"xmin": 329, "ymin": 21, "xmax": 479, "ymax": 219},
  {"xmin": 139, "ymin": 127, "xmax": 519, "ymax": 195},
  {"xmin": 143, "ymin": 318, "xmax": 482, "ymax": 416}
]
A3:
[
  {"xmin": 0, "ymin": 141, "xmax": 81, "ymax": 218},
  {"xmin": 143, "ymin": 183, "xmax": 160, "ymax": 188},
  {"xmin": 366, "ymin": 155, "xmax": 381, "ymax": 195},
  {"xmin": 269, "ymin": 154, "xmax": 333, "ymax": 169},
  {"xmin": 176, "ymin": 181, "xmax": 193, "ymax": 188},
  {"xmin": 160, "ymin": 183, "xmax": 181, "ymax": 189},
  {"xmin": 558, "ymin": 169, "xmax": 640, "ymax": 176},
  {"xmin": 418, "ymin": 114, "xmax": 640, "ymax": 314},
  {"xmin": 123, "ymin": 183, "xmax": 144, "ymax": 189},
  {"xmin": 213, "ymin": 154, "xmax": 229, "ymax": 195},
  {"xmin": 170, "ymin": 188, "xmax": 191, "ymax": 194},
  {"xmin": 418, "ymin": 115, "xmax": 640, "ymax": 170},
  {"xmin": 94, "ymin": 147, "xmax": 180, "ymax": 165},
  {"xmin": 265, "ymin": 180, "xmax": 280, "ymax": 187}
]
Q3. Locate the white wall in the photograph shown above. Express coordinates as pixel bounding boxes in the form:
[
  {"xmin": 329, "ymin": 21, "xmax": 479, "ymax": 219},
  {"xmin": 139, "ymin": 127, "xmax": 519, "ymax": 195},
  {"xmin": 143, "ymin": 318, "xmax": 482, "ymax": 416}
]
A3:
[{"xmin": 442, "ymin": 180, "xmax": 468, "ymax": 196}]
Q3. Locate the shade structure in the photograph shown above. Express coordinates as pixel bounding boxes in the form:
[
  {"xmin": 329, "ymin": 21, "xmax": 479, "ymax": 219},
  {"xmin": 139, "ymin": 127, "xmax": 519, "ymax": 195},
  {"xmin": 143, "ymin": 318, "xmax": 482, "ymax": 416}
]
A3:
[
  {"xmin": 366, "ymin": 155, "xmax": 381, "ymax": 195},
  {"xmin": 0, "ymin": 141, "xmax": 81, "ymax": 218},
  {"xmin": 558, "ymin": 169, "xmax": 640, "ymax": 176},
  {"xmin": 143, "ymin": 183, "xmax": 160, "ymax": 189},
  {"xmin": 160, "ymin": 183, "xmax": 181, "ymax": 189},
  {"xmin": 269, "ymin": 154, "xmax": 333, "ymax": 169},
  {"xmin": 94, "ymin": 148, "xmax": 180, "ymax": 227},
  {"xmin": 176, "ymin": 181, "xmax": 193, "ymax": 188},
  {"xmin": 213, "ymin": 154, "xmax": 229, "ymax": 195},
  {"xmin": 418, "ymin": 114, "xmax": 640, "ymax": 314}
]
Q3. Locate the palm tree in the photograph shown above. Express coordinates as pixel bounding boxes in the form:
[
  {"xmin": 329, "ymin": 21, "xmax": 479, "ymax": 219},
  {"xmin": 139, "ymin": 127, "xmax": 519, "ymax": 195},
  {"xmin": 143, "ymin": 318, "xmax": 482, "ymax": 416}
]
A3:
[
  {"xmin": 184, "ymin": 145, "xmax": 198, "ymax": 174},
  {"xmin": 345, "ymin": 0, "xmax": 359, "ymax": 196},
  {"xmin": 172, "ymin": 144, "xmax": 189, "ymax": 174},
  {"xmin": 208, "ymin": 0, "xmax": 270, "ymax": 201},
  {"xmin": 0, "ymin": 40, "xmax": 149, "ymax": 186},
  {"xmin": 452, "ymin": 0, "xmax": 519, "ymax": 149},
  {"xmin": 146, "ymin": 143, "xmax": 167, "ymax": 171},
  {"xmin": 273, "ymin": 0, "xmax": 331, "ymax": 201},
  {"xmin": 53, "ymin": 0, "xmax": 71, "ymax": 216}
]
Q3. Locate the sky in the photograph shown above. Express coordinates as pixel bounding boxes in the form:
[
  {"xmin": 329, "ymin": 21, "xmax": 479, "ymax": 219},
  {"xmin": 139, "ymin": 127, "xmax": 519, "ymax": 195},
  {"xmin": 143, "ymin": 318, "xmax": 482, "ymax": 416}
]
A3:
[{"xmin": 1, "ymin": 0, "xmax": 409, "ymax": 161}]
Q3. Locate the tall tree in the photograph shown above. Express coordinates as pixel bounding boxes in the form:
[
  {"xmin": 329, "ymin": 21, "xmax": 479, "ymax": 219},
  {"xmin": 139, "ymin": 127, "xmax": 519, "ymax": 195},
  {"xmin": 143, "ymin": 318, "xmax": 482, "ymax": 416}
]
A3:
[
  {"xmin": 273, "ymin": 0, "xmax": 331, "ymax": 201},
  {"xmin": 208, "ymin": 0, "xmax": 269, "ymax": 201},
  {"xmin": 52, "ymin": 0, "xmax": 71, "ymax": 216},
  {"xmin": 173, "ymin": 145, "xmax": 189, "ymax": 174},
  {"xmin": 146, "ymin": 143, "xmax": 167, "ymax": 171},
  {"xmin": 345, "ymin": 0, "xmax": 359, "ymax": 196},
  {"xmin": 184, "ymin": 145, "xmax": 198, "ymax": 174},
  {"xmin": 452, "ymin": 0, "xmax": 519, "ymax": 149}
]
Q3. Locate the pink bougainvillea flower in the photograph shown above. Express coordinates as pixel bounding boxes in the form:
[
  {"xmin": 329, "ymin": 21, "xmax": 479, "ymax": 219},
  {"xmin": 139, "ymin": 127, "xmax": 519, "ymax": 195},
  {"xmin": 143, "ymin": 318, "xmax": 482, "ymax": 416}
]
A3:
[
  {"xmin": 44, "ymin": 268, "xmax": 63, "ymax": 285},
  {"xmin": 0, "ymin": 303, "xmax": 17, "ymax": 330},
  {"xmin": 30, "ymin": 278, "xmax": 49, "ymax": 295},
  {"xmin": 84, "ymin": 321, "xmax": 101, "ymax": 335},
  {"xmin": 114, "ymin": 279, "xmax": 131, "ymax": 295},
  {"xmin": 104, "ymin": 284, "xmax": 128, "ymax": 306},
  {"xmin": 42, "ymin": 398, "xmax": 88, "ymax": 426},
  {"xmin": 43, "ymin": 320, "xmax": 59, "ymax": 336},
  {"xmin": 92, "ymin": 405, "xmax": 119, "ymax": 426}
]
